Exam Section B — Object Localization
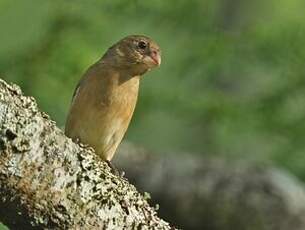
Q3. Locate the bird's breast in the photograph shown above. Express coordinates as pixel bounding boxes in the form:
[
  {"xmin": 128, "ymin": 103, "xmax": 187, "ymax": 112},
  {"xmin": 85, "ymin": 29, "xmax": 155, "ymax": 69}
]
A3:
[
  {"xmin": 100, "ymin": 75, "xmax": 139, "ymax": 117},
  {"xmin": 94, "ymin": 75, "xmax": 140, "ymax": 158}
]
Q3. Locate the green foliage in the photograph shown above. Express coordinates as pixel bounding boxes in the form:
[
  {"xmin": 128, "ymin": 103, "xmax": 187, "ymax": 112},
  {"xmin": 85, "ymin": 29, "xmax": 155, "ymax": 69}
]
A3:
[
  {"xmin": 0, "ymin": 223, "xmax": 8, "ymax": 230},
  {"xmin": 1, "ymin": 0, "xmax": 305, "ymax": 179}
]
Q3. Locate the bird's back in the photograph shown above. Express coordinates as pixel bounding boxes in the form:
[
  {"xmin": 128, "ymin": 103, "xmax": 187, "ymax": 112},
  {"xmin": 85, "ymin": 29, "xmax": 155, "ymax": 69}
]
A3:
[{"xmin": 65, "ymin": 62, "xmax": 140, "ymax": 160}]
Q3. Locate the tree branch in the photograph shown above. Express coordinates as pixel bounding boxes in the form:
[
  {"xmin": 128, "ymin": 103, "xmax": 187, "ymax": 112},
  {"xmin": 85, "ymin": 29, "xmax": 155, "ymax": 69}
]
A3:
[
  {"xmin": 115, "ymin": 143, "xmax": 305, "ymax": 230},
  {"xmin": 0, "ymin": 78, "xmax": 173, "ymax": 230}
]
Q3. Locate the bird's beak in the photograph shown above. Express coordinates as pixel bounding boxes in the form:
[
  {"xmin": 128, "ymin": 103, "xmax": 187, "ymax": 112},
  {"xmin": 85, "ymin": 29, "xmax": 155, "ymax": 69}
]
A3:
[
  {"xmin": 150, "ymin": 50, "xmax": 161, "ymax": 66},
  {"xmin": 143, "ymin": 49, "xmax": 161, "ymax": 68}
]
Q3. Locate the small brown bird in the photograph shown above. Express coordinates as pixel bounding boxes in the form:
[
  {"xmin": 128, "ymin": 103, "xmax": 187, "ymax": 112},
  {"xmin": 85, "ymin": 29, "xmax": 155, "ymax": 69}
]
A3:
[{"xmin": 65, "ymin": 35, "xmax": 161, "ymax": 168}]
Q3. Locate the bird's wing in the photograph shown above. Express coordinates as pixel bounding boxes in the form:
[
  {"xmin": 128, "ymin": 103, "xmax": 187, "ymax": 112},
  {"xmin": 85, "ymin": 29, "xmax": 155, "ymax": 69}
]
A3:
[
  {"xmin": 70, "ymin": 61, "xmax": 102, "ymax": 105},
  {"xmin": 71, "ymin": 78, "xmax": 84, "ymax": 105}
]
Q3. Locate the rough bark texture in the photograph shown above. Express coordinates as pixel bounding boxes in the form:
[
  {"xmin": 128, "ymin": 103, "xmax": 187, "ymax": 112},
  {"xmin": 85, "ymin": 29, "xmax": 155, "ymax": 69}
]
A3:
[
  {"xmin": 115, "ymin": 143, "xmax": 305, "ymax": 230},
  {"xmin": 0, "ymin": 78, "xmax": 173, "ymax": 230}
]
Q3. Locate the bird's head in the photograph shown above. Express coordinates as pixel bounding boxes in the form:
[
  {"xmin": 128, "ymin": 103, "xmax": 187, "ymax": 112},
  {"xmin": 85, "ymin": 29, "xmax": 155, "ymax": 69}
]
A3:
[{"xmin": 104, "ymin": 35, "xmax": 161, "ymax": 76}]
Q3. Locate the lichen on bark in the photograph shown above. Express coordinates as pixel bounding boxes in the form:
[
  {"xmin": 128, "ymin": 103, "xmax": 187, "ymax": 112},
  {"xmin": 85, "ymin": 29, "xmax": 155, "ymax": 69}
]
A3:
[{"xmin": 0, "ymin": 79, "xmax": 173, "ymax": 230}]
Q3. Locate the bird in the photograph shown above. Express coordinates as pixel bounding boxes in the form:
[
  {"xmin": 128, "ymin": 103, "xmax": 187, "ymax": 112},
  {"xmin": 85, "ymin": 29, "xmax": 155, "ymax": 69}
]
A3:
[{"xmin": 65, "ymin": 35, "xmax": 161, "ymax": 172}]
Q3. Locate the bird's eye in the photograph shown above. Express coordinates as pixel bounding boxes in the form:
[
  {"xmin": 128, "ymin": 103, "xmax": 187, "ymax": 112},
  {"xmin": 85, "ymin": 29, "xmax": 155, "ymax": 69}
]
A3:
[{"xmin": 138, "ymin": 41, "xmax": 147, "ymax": 49}]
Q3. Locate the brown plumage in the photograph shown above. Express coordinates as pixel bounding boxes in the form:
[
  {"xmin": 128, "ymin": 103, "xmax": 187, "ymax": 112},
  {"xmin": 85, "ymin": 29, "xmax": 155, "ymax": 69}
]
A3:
[{"xmin": 65, "ymin": 35, "xmax": 161, "ymax": 162}]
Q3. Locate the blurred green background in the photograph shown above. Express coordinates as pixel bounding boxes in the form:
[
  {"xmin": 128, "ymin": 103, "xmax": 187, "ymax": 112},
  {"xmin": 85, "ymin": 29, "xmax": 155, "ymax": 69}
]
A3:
[{"xmin": 1, "ymin": 0, "xmax": 305, "ymax": 227}]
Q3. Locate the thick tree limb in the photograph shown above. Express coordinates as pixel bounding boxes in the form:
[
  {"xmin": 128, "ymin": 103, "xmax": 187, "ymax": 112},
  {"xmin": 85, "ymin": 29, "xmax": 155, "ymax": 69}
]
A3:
[
  {"xmin": 115, "ymin": 143, "xmax": 305, "ymax": 230},
  {"xmin": 0, "ymin": 78, "xmax": 173, "ymax": 230}
]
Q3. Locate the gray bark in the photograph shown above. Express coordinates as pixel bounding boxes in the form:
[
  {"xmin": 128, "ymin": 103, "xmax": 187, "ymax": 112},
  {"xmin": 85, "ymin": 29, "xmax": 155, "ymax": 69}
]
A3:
[
  {"xmin": 115, "ymin": 143, "xmax": 305, "ymax": 230},
  {"xmin": 0, "ymin": 78, "xmax": 174, "ymax": 230}
]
